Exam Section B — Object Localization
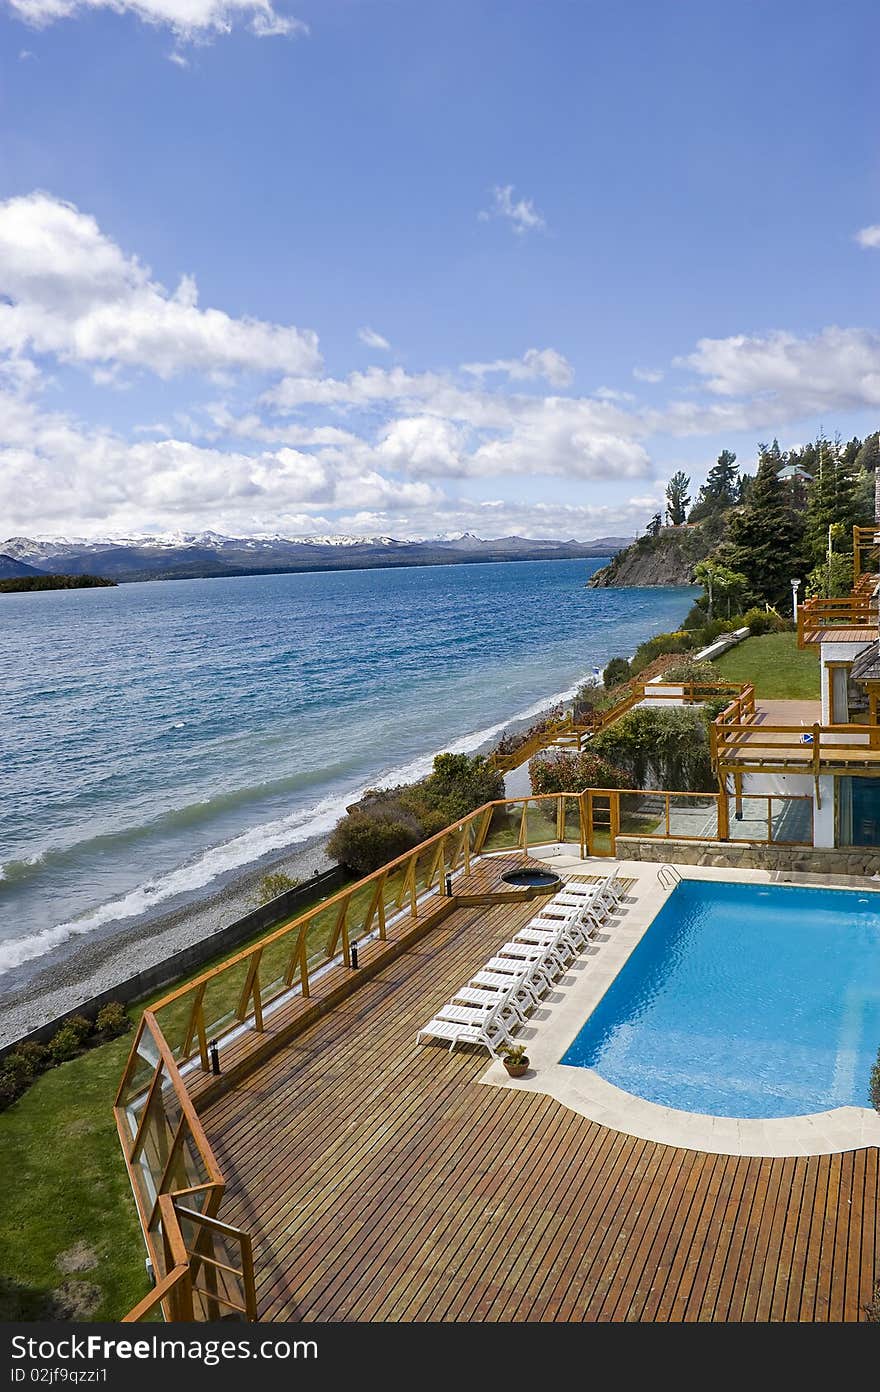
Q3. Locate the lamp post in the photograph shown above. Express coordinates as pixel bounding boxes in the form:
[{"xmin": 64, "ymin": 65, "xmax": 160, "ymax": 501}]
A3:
[{"xmin": 791, "ymin": 577, "xmax": 802, "ymax": 624}]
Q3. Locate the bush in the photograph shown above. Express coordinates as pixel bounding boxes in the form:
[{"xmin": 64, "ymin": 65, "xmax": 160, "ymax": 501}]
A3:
[
  {"xmin": 13, "ymin": 1041, "xmax": 49, "ymax": 1072},
  {"xmin": 660, "ymin": 658, "xmax": 721, "ymax": 685},
  {"xmin": 743, "ymin": 606, "xmax": 792, "ymax": 636},
  {"xmin": 0, "ymin": 1067, "xmax": 24, "ymax": 1110},
  {"xmin": 47, "ymin": 1017, "xmax": 92, "ymax": 1065},
  {"xmin": 572, "ymin": 684, "xmax": 614, "ymax": 723},
  {"xmin": 254, "ymin": 871, "xmax": 300, "ymax": 906},
  {"xmin": 529, "ymin": 749, "xmax": 633, "ymax": 796},
  {"xmin": 327, "ymin": 753, "xmax": 504, "ymax": 876},
  {"xmin": 1, "ymin": 1045, "xmax": 45, "ymax": 1089},
  {"xmin": 602, "ymin": 656, "xmax": 631, "ymax": 688},
  {"xmin": 591, "ymin": 706, "xmax": 715, "ymax": 791},
  {"xmin": 95, "ymin": 1002, "xmax": 130, "ymax": 1039},
  {"xmin": 326, "ymin": 810, "xmax": 423, "ymax": 877},
  {"xmin": 630, "ymin": 630, "xmax": 696, "ymax": 675},
  {"xmin": 704, "ymin": 695, "xmax": 735, "ymax": 721}
]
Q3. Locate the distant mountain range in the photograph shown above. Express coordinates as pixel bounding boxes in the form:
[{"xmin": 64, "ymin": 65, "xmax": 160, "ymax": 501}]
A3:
[
  {"xmin": 0, "ymin": 553, "xmax": 44, "ymax": 579},
  {"xmin": 2, "ymin": 532, "xmax": 632, "ymax": 583}
]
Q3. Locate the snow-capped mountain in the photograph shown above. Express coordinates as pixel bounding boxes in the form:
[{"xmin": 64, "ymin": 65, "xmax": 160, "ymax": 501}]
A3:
[{"xmin": 2, "ymin": 531, "xmax": 629, "ymax": 582}]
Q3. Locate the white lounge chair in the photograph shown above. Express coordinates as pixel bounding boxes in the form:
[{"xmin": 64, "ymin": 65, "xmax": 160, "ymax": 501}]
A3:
[
  {"xmin": 416, "ymin": 997, "xmax": 512, "ymax": 1054},
  {"xmin": 470, "ymin": 964, "xmax": 545, "ymax": 1009},
  {"xmin": 453, "ymin": 984, "xmax": 530, "ymax": 1024}
]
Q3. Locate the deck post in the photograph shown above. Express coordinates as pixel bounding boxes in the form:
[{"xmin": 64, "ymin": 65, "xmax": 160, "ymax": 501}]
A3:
[{"xmin": 717, "ymin": 775, "xmax": 729, "ymax": 840}]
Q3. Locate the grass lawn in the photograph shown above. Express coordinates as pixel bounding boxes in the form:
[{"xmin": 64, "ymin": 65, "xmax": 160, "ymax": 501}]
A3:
[
  {"xmin": 712, "ymin": 631, "xmax": 821, "ymax": 701},
  {"xmin": 0, "ymin": 870, "xmax": 364, "ymax": 1322}
]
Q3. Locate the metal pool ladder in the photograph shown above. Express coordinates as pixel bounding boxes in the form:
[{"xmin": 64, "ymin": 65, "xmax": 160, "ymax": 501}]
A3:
[{"xmin": 657, "ymin": 864, "xmax": 682, "ymax": 890}]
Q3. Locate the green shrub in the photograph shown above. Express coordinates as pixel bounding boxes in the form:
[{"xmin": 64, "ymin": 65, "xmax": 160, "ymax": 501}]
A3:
[
  {"xmin": 254, "ymin": 871, "xmax": 300, "ymax": 906},
  {"xmin": 602, "ymin": 656, "xmax": 631, "ymax": 688},
  {"xmin": 572, "ymin": 684, "xmax": 614, "ymax": 723},
  {"xmin": 0, "ymin": 1066, "xmax": 24, "ymax": 1110},
  {"xmin": 743, "ymin": 605, "xmax": 792, "ymax": 636},
  {"xmin": 704, "ymin": 695, "xmax": 735, "ymax": 720},
  {"xmin": 327, "ymin": 753, "xmax": 504, "ymax": 876},
  {"xmin": 326, "ymin": 811, "xmax": 423, "ymax": 877},
  {"xmin": 660, "ymin": 658, "xmax": 721, "ymax": 685},
  {"xmin": 1, "ymin": 1047, "xmax": 42, "ymax": 1089},
  {"xmin": 591, "ymin": 706, "xmax": 715, "ymax": 791},
  {"xmin": 95, "ymin": 1002, "xmax": 130, "ymax": 1039},
  {"xmin": 630, "ymin": 630, "xmax": 696, "ymax": 675},
  {"xmin": 47, "ymin": 1019, "xmax": 92, "ymax": 1065},
  {"xmin": 13, "ymin": 1041, "xmax": 49, "ymax": 1072},
  {"xmin": 694, "ymin": 617, "xmax": 739, "ymax": 646}
]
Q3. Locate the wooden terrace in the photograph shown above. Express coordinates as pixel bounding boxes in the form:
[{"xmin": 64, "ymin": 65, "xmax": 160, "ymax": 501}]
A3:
[{"xmin": 198, "ymin": 883, "xmax": 877, "ymax": 1322}]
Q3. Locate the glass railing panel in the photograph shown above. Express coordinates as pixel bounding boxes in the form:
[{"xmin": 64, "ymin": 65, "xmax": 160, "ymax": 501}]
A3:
[
  {"xmin": 482, "ymin": 801, "xmax": 525, "ymax": 852},
  {"xmin": 770, "ymin": 797, "xmax": 813, "ymax": 844},
  {"xmin": 666, "ymin": 793, "xmax": 718, "ymax": 840},
  {"xmin": 727, "ymin": 796, "xmax": 772, "ymax": 841},
  {"xmin": 524, "ymin": 800, "xmax": 560, "ymax": 849},
  {"xmin": 617, "ymin": 791, "xmax": 665, "ymax": 837}
]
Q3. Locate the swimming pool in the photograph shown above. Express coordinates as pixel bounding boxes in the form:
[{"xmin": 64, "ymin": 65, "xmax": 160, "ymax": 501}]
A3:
[{"xmin": 561, "ymin": 879, "xmax": 880, "ymax": 1118}]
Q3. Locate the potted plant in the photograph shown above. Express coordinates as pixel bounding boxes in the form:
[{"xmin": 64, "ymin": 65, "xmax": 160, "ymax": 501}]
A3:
[{"xmin": 502, "ymin": 1044, "xmax": 530, "ymax": 1078}]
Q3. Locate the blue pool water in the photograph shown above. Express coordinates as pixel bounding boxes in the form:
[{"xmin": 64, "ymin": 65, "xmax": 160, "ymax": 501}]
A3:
[{"xmin": 561, "ymin": 880, "xmax": 880, "ymax": 1118}]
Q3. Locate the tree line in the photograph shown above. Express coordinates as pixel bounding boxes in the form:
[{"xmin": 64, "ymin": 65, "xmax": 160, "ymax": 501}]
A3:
[{"xmin": 648, "ymin": 429, "xmax": 880, "ymax": 611}]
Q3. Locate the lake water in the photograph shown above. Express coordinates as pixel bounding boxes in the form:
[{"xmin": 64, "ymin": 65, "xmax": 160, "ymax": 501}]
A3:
[{"xmin": 0, "ymin": 559, "xmax": 695, "ymax": 976}]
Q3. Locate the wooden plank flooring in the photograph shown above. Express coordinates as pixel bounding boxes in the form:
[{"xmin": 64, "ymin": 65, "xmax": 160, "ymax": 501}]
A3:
[{"xmin": 200, "ymin": 897, "xmax": 879, "ymax": 1322}]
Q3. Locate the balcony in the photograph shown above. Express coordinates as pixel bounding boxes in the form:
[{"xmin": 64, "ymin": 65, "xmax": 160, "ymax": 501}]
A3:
[{"xmin": 797, "ymin": 594, "xmax": 877, "ymax": 648}]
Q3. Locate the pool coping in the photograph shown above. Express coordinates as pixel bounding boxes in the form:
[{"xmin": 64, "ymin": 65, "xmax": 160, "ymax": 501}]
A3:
[{"xmin": 478, "ymin": 856, "xmax": 880, "ymax": 1158}]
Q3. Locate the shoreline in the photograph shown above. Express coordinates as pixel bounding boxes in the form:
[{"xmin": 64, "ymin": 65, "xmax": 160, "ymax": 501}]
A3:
[{"xmin": 0, "ymin": 693, "xmax": 573, "ymax": 1046}]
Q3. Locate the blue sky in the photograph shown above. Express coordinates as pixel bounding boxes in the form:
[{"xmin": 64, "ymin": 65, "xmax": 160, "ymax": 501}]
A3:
[{"xmin": 0, "ymin": 0, "xmax": 878, "ymax": 540}]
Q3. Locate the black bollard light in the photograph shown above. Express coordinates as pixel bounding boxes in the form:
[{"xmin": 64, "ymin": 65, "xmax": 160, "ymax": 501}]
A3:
[
  {"xmin": 209, "ymin": 1039, "xmax": 221, "ymax": 1076},
  {"xmin": 350, "ymin": 939, "xmax": 359, "ymax": 969},
  {"xmin": 445, "ymin": 872, "xmax": 453, "ymax": 897}
]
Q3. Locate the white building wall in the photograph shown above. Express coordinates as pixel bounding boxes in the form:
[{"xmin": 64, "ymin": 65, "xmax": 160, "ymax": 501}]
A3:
[
  {"xmin": 739, "ymin": 770, "xmax": 835, "ymax": 847},
  {"xmin": 819, "ymin": 640, "xmax": 870, "ymax": 723}
]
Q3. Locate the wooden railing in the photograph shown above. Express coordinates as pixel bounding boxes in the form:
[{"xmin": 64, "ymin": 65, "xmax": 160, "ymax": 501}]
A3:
[
  {"xmin": 115, "ymin": 1014, "xmax": 257, "ymax": 1322},
  {"xmin": 117, "ymin": 778, "xmax": 814, "ymax": 1320},
  {"xmin": 797, "ymin": 594, "xmax": 877, "ymax": 647},
  {"xmin": 487, "ymin": 711, "xmax": 578, "ymax": 773},
  {"xmin": 853, "ymin": 524, "xmax": 880, "ymax": 583}
]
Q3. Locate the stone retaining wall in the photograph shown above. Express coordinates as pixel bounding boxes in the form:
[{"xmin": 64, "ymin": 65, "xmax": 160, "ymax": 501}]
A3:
[{"xmin": 616, "ymin": 836, "xmax": 880, "ymax": 877}]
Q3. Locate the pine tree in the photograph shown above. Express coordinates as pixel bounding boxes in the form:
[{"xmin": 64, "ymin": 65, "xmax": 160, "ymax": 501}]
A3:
[
  {"xmin": 725, "ymin": 447, "xmax": 808, "ymax": 604},
  {"xmin": 804, "ymin": 434, "xmax": 864, "ymax": 564},
  {"xmin": 665, "ymin": 471, "xmax": 691, "ymax": 526},
  {"xmin": 689, "ymin": 450, "xmax": 738, "ymax": 521}
]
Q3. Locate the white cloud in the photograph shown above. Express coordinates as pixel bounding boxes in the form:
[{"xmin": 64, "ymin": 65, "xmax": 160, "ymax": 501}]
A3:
[
  {"xmin": 0, "ymin": 387, "xmax": 442, "ymax": 536},
  {"xmin": 595, "ymin": 386, "xmax": 635, "ymax": 403},
  {"xmin": 680, "ymin": 326, "xmax": 880, "ymax": 413},
  {"xmin": 18, "ymin": 47, "xmax": 35, "ymax": 58},
  {"xmin": 462, "ymin": 347, "xmax": 573, "ymax": 387},
  {"xmin": 856, "ymin": 225, "xmax": 880, "ymax": 250},
  {"xmin": 376, "ymin": 416, "xmax": 465, "ymax": 477},
  {"xmin": 167, "ymin": 48, "xmax": 189, "ymax": 66},
  {"xmin": 7, "ymin": 0, "xmax": 307, "ymax": 43},
  {"xmin": 478, "ymin": 184, "xmax": 547, "ymax": 236},
  {"xmin": 633, "ymin": 366, "xmax": 664, "ymax": 383},
  {"xmin": 358, "ymin": 326, "xmax": 391, "ymax": 351},
  {"xmin": 0, "ymin": 193, "xmax": 321, "ymax": 381}
]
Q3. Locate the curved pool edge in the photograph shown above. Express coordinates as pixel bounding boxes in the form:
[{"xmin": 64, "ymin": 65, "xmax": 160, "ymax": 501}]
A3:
[
  {"xmin": 476, "ymin": 855, "xmax": 880, "ymax": 1158},
  {"xmin": 479, "ymin": 1058, "xmax": 880, "ymax": 1157}
]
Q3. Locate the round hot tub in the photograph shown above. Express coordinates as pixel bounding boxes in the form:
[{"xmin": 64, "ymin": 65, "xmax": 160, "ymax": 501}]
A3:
[{"xmin": 501, "ymin": 868, "xmax": 562, "ymax": 890}]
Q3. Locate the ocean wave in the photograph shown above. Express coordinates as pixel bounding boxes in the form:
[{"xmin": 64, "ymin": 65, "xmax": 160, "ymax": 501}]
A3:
[{"xmin": 0, "ymin": 667, "xmax": 593, "ymax": 976}]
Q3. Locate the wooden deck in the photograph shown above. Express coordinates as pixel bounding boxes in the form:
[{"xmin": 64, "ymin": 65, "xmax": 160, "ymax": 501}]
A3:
[{"xmin": 200, "ymin": 895, "xmax": 879, "ymax": 1322}]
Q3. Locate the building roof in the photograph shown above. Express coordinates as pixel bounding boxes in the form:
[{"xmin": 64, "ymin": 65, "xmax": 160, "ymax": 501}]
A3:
[{"xmin": 849, "ymin": 640, "xmax": 880, "ymax": 682}]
